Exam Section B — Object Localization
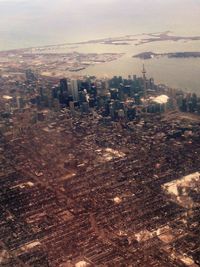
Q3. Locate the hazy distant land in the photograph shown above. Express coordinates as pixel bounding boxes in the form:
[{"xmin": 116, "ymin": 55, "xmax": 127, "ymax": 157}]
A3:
[
  {"xmin": 2, "ymin": 31, "xmax": 200, "ymax": 53},
  {"xmin": 1, "ymin": 31, "xmax": 200, "ymax": 54},
  {"xmin": 134, "ymin": 31, "xmax": 200, "ymax": 45},
  {"xmin": 67, "ymin": 31, "xmax": 200, "ymax": 47},
  {"xmin": 133, "ymin": 51, "xmax": 200, "ymax": 60}
]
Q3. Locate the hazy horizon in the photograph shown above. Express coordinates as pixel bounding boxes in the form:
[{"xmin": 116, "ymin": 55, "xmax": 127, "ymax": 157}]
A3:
[{"xmin": 0, "ymin": 0, "xmax": 200, "ymax": 50}]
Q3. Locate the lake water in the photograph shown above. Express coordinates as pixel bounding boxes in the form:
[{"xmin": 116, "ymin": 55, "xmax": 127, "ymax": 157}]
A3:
[
  {"xmin": 63, "ymin": 39, "xmax": 200, "ymax": 94},
  {"xmin": 0, "ymin": 0, "xmax": 200, "ymax": 93}
]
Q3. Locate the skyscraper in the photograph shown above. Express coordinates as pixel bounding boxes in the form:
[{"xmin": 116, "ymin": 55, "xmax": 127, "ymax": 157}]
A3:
[
  {"xmin": 142, "ymin": 64, "xmax": 147, "ymax": 97},
  {"xmin": 60, "ymin": 78, "xmax": 68, "ymax": 93},
  {"xmin": 70, "ymin": 79, "xmax": 79, "ymax": 101}
]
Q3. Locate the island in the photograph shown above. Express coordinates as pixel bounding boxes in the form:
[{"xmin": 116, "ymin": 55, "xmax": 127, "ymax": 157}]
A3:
[{"xmin": 133, "ymin": 51, "xmax": 200, "ymax": 60}]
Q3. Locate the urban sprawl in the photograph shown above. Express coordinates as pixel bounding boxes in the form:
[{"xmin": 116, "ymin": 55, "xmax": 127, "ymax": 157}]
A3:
[{"xmin": 0, "ymin": 66, "xmax": 200, "ymax": 267}]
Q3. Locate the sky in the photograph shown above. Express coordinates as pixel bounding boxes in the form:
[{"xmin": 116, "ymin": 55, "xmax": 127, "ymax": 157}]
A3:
[{"xmin": 0, "ymin": 0, "xmax": 200, "ymax": 50}]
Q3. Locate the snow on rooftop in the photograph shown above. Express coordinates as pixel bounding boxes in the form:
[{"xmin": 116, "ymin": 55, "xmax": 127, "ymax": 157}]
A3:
[
  {"xmin": 97, "ymin": 148, "xmax": 125, "ymax": 162},
  {"xmin": 135, "ymin": 230, "xmax": 152, "ymax": 242},
  {"xmin": 163, "ymin": 172, "xmax": 200, "ymax": 196},
  {"xmin": 104, "ymin": 148, "xmax": 125, "ymax": 161},
  {"xmin": 11, "ymin": 181, "xmax": 35, "ymax": 189},
  {"xmin": 75, "ymin": 261, "xmax": 88, "ymax": 267},
  {"xmin": 20, "ymin": 241, "xmax": 41, "ymax": 252},
  {"xmin": 3, "ymin": 95, "xmax": 13, "ymax": 100},
  {"xmin": 163, "ymin": 172, "xmax": 200, "ymax": 208},
  {"xmin": 151, "ymin": 95, "xmax": 169, "ymax": 104},
  {"xmin": 180, "ymin": 256, "xmax": 195, "ymax": 266},
  {"xmin": 113, "ymin": 196, "xmax": 122, "ymax": 204}
]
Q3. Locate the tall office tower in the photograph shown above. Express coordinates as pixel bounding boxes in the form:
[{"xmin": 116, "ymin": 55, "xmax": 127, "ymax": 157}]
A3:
[
  {"xmin": 69, "ymin": 101, "xmax": 75, "ymax": 116},
  {"xmin": 51, "ymin": 86, "xmax": 59, "ymax": 99},
  {"xmin": 26, "ymin": 69, "xmax": 37, "ymax": 82},
  {"xmin": 197, "ymin": 102, "xmax": 200, "ymax": 114},
  {"xmin": 96, "ymin": 79, "xmax": 109, "ymax": 97},
  {"xmin": 5, "ymin": 103, "xmax": 11, "ymax": 113},
  {"xmin": 70, "ymin": 79, "xmax": 79, "ymax": 101},
  {"xmin": 96, "ymin": 81, "xmax": 103, "ymax": 96},
  {"xmin": 176, "ymin": 94, "xmax": 184, "ymax": 109},
  {"xmin": 89, "ymin": 83, "xmax": 97, "ymax": 95},
  {"xmin": 133, "ymin": 75, "xmax": 137, "ymax": 81},
  {"xmin": 191, "ymin": 93, "xmax": 198, "ymax": 109},
  {"xmin": 110, "ymin": 88, "xmax": 119, "ymax": 100},
  {"xmin": 39, "ymin": 87, "xmax": 44, "ymax": 100},
  {"xmin": 60, "ymin": 78, "xmax": 68, "ymax": 93},
  {"xmin": 119, "ymin": 83, "xmax": 125, "ymax": 101},
  {"xmin": 181, "ymin": 98, "xmax": 188, "ymax": 112},
  {"xmin": 126, "ymin": 107, "xmax": 136, "ymax": 121},
  {"xmin": 149, "ymin": 78, "xmax": 155, "ymax": 90},
  {"xmin": 142, "ymin": 64, "xmax": 147, "ymax": 97},
  {"xmin": 16, "ymin": 96, "xmax": 24, "ymax": 109},
  {"xmin": 79, "ymin": 91, "xmax": 87, "ymax": 103},
  {"xmin": 109, "ymin": 102, "xmax": 116, "ymax": 120}
]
